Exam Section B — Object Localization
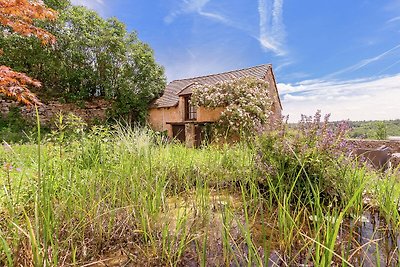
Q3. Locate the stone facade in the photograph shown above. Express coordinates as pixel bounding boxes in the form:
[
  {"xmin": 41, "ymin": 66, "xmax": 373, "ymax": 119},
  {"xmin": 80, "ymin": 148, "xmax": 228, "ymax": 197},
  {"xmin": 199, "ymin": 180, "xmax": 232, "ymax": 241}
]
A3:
[
  {"xmin": 148, "ymin": 64, "xmax": 283, "ymax": 147},
  {"xmin": 0, "ymin": 98, "xmax": 110, "ymax": 125},
  {"xmin": 148, "ymin": 98, "xmax": 227, "ymax": 147}
]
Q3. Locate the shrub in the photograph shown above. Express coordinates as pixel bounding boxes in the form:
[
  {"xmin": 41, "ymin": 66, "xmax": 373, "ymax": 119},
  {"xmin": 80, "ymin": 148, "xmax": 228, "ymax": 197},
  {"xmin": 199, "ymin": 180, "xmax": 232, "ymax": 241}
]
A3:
[
  {"xmin": 375, "ymin": 121, "xmax": 387, "ymax": 140},
  {"xmin": 0, "ymin": 106, "xmax": 41, "ymax": 143},
  {"xmin": 256, "ymin": 111, "xmax": 352, "ymax": 204},
  {"xmin": 191, "ymin": 76, "xmax": 272, "ymax": 141},
  {"xmin": 47, "ymin": 112, "xmax": 88, "ymax": 150}
]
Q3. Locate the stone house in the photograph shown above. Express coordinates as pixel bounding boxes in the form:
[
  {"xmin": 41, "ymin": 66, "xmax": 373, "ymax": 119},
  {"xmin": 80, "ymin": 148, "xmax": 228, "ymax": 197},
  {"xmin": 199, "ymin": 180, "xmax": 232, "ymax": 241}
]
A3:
[{"xmin": 148, "ymin": 64, "xmax": 282, "ymax": 147}]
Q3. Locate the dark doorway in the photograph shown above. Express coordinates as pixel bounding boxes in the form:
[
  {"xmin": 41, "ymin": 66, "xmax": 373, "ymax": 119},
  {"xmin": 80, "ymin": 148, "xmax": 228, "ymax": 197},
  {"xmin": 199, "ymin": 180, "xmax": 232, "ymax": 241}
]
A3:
[
  {"xmin": 195, "ymin": 125, "xmax": 202, "ymax": 148},
  {"xmin": 194, "ymin": 124, "xmax": 212, "ymax": 147},
  {"xmin": 172, "ymin": 125, "xmax": 185, "ymax": 143}
]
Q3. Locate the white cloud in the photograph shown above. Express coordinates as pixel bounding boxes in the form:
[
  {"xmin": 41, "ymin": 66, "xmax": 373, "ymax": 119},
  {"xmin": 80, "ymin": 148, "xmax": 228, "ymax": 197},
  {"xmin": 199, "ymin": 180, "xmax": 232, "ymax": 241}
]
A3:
[
  {"xmin": 164, "ymin": 0, "xmax": 228, "ymax": 24},
  {"xmin": 326, "ymin": 43, "xmax": 400, "ymax": 78},
  {"xmin": 70, "ymin": 0, "xmax": 106, "ymax": 15},
  {"xmin": 165, "ymin": 0, "xmax": 288, "ymax": 58},
  {"xmin": 278, "ymin": 74, "xmax": 400, "ymax": 122},
  {"xmin": 258, "ymin": 0, "xmax": 286, "ymax": 56},
  {"xmin": 387, "ymin": 16, "xmax": 400, "ymax": 24}
]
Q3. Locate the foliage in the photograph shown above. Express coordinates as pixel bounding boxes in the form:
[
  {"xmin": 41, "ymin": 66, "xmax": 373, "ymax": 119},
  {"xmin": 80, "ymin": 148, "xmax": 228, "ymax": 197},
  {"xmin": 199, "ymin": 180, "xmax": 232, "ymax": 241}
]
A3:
[
  {"xmin": 257, "ymin": 111, "xmax": 352, "ymax": 204},
  {"xmin": 191, "ymin": 76, "xmax": 272, "ymax": 139},
  {"xmin": 47, "ymin": 112, "xmax": 87, "ymax": 148},
  {"xmin": 374, "ymin": 121, "xmax": 388, "ymax": 140},
  {"xmin": 0, "ymin": 106, "xmax": 30, "ymax": 142},
  {"xmin": 349, "ymin": 119, "xmax": 400, "ymax": 139},
  {"xmin": 0, "ymin": 106, "xmax": 25, "ymax": 129},
  {"xmin": 375, "ymin": 121, "xmax": 388, "ymax": 140},
  {"xmin": 0, "ymin": 106, "xmax": 50, "ymax": 143},
  {"xmin": 0, "ymin": 125, "xmax": 399, "ymax": 266},
  {"xmin": 0, "ymin": 0, "xmax": 56, "ymax": 44},
  {"xmin": 0, "ymin": 66, "xmax": 41, "ymax": 105},
  {"xmin": 0, "ymin": 0, "xmax": 56, "ymax": 105},
  {"xmin": 0, "ymin": 4, "xmax": 165, "ymax": 122},
  {"xmin": 43, "ymin": 0, "xmax": 70, "ymax": 10}
]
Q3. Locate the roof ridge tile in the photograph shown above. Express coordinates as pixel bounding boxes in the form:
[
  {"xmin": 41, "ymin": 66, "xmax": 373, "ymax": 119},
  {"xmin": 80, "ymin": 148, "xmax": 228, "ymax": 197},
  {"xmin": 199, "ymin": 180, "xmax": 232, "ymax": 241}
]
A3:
[{"xmin": 170, "ymin": 64, "xmax": 271, "ymax": 82}]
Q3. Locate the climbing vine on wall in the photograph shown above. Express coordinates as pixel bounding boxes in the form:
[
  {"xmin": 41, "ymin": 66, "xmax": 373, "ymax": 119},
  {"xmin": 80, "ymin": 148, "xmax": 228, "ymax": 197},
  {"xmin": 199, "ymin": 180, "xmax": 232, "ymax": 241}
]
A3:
[{"xmin": 191, "ymin": 76, "xmax": 272, "ymax": 139}]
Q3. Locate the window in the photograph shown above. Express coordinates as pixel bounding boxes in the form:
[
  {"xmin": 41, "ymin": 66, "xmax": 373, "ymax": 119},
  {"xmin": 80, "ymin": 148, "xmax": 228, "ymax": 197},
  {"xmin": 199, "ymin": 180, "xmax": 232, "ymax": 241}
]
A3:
[{"xmin": 185, "ymin": 96, "xmax": 197, "ymax": 120}]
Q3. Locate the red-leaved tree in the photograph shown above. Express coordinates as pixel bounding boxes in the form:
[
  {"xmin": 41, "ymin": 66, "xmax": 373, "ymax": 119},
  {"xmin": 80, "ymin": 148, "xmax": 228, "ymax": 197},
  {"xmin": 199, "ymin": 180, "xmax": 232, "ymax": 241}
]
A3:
[{"xmin": 0, "ymin": 0, "xmax": 56, "ymax": 105}]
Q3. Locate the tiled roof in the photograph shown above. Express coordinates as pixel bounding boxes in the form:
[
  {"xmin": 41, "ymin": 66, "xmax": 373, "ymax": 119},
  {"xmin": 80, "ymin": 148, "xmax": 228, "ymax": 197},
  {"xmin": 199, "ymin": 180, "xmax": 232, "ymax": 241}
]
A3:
[{"xmin": 152, "ymin": 64, "xmax": 272, "ymax": 108}]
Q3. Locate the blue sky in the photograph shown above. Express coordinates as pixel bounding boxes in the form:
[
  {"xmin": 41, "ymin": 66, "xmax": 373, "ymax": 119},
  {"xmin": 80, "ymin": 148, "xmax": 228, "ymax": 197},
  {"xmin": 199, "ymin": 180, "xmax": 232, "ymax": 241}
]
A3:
[{"xmin": 71, "ymin": 0, "xmax": 400, "ymax": 122}]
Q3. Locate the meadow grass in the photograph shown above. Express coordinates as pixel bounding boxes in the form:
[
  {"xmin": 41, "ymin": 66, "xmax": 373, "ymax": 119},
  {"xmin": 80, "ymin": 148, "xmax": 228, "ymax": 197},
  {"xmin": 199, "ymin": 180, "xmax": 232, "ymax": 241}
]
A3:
[{"xmin": 0, "ymin": 124, "xmax": 400, "ymax": 266}]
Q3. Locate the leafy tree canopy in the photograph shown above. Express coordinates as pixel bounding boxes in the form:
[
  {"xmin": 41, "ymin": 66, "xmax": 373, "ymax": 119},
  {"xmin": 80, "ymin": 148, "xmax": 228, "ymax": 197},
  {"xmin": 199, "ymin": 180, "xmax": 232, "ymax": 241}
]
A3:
[
  {"xmin": 0, "ymin": 0, "xmax": 56, "ymax": 105},
  {"xmin": 0, "ymin": 2, "xmax": 166, "ymax": 123}
]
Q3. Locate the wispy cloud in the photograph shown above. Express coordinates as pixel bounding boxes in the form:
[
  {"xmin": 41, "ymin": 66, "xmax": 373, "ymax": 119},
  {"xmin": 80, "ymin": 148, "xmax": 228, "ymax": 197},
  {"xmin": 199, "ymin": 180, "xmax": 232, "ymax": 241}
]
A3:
[
  {"xmin": 258, "ymin": 0, "xmax": 286, "ymax": 56},
  {"xmin": 70, "ymin": 0, "xmax": 106, "ymax": 15},
  {"xmin": 387, "ymin": 16, "xmax": 400, "ymax": 24},
  {"xmin": 164, "ymin": 0, "xmax": 228, "ymax": 24},
  {"xmin": 327, "ymin": 43, "xmax": 400, "ymax": 78},
  {"xmin": 197, "ymin": 10, "xmax": 230, "ymax": 24},
  {"xmin": 376, "ymin": 58, "xmax": 400, "ymax": 75},
  {"xmin": 279, "ymin": 74, "xmax": 400, "ymax": 122},
  {"xmin": 165, "ymin": 0, "xmax": 288, "ymax": 57}
]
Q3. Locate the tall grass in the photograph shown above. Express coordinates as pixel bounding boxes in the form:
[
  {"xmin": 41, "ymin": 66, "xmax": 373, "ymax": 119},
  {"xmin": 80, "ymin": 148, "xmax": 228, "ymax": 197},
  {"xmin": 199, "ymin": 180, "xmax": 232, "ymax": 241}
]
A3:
[{"xmin": 0, "ymin": 122, "xmax": 399, "ymax": 266}]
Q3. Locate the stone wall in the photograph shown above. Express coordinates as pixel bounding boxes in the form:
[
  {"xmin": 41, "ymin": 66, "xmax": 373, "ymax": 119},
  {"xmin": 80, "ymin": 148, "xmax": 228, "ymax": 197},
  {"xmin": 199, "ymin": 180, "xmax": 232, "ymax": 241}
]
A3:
[
  {"xmin": 0, "ymin": 98, "xmax": 111, "ymax": 125},
  {"xmin": 348, "ymin": 139, "xmax": 400, "ymax": 153},
  {"xmin": 348, "ymin": 139, "xmax": 400, "ymax": 169}
]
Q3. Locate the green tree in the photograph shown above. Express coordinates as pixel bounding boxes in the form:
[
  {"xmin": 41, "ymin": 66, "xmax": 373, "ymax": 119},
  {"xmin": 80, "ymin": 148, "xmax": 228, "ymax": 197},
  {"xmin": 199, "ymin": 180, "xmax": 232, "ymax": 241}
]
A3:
[
  {"xmin": 0, "ymin": 0, "xmax": 57, "ymax": 105},
  {"xmin": 43, "ymin": 0, "xmax": 71, "ymax": 10},
  {"xmin": 0, "ymin": 4, "xmax": 165, "ymax": 123},
  {"xmin": 375, "ymin": 121, "xmax": 387, "ymax": 140}
]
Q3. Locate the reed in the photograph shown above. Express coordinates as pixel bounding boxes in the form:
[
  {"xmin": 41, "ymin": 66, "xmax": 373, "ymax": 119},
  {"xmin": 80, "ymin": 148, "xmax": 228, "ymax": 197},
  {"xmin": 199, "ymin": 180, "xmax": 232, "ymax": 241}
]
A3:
[{"xmin": 0, "ymin": 121, "xmax": 399, "ymax": 266}]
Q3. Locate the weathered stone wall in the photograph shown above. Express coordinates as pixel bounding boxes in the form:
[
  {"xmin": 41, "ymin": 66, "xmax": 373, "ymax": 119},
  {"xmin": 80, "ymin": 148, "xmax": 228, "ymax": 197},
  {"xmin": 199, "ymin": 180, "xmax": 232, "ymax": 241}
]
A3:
[
  {"xmin": 391, "ymin": 153, "xmax": 400, "ymax": 169},
  {"xmin": 348, "ymin": 139, "xmax": 400, "ymax": 169},
  {"xmin": 0, "ymin": 98, "xmax": 110, "ymax": 125},
  {"xmin": 264, "ymin": 66, "xmax": 282, "ymax": 124},
  {"xmin": 148, "ymin": 106, "xmax": 181, "ymax": 137},
  {"xmin": 348, "ymin": 139, "xmax": 400, "ymax": 153}
]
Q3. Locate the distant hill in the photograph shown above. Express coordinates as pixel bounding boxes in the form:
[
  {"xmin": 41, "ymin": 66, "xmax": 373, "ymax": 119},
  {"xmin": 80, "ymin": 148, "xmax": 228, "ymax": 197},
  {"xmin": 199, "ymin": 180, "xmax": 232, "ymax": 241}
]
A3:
[
  {"xmin": 287, "ymin": 119, "xmax": 400, "ymax": 140},
  {"xmin": 348, "ymin": 120, "xmax": 400, "ymax": 139}
]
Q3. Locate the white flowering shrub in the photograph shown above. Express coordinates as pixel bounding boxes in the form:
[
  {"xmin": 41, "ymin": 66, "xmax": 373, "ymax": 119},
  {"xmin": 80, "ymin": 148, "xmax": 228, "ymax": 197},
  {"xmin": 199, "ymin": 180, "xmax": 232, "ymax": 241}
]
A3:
[{"xmin": 191, "ymin": 76, "xmax": 272, "ymax": 139}]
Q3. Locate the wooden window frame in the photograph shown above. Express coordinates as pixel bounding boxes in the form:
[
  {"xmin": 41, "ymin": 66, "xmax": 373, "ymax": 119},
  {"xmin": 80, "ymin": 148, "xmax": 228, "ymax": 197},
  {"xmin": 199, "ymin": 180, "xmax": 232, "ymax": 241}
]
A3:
[{"xmin": 184, "ymin": 96, "xmax": 197, "ymax": 121}]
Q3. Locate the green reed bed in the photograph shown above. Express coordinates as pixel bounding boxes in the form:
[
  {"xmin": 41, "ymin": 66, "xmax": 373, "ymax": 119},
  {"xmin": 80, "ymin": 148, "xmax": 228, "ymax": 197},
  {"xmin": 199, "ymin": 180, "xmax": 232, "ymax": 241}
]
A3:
[{"xmin": 0, "ymin": 120, "xmax": 400, "ymax": 266}]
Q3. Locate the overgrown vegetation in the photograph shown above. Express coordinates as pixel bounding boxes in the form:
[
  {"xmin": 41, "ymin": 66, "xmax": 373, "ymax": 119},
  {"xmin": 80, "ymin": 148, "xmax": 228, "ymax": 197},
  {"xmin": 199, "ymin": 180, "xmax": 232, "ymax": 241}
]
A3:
[
  {"xmin": 0, "ymin": 107, "xmax": 51, "ymax": 143},
  {"xmin": 1, "ymin": 114, "xmax": 399, "ymax": 266},
  {"xmin": 191, "ymin": 77, "xmax": 272, "ymax": 140},
  {"xmin": 0, "ymin": 0, "xmax": 165, "ymax": 122},
  {"xmin": 0, "ymin": 0, "xmax": 56, "ymax": 105},
  {"xmin": 257, "ymin": 112, "xmax": 352, "ymax": 205}
]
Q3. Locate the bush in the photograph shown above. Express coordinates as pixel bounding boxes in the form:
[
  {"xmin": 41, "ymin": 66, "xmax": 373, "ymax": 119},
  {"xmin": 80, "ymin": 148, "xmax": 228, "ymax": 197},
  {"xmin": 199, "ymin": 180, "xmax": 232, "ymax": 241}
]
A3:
[
  {"xmin": 256, "ymin": 111, "xmax": 352, "ymax": 205},
  {"xmin": 0, "ymin": 106, "xmax": 37, "ymax": 143},
  {"xmin": 375, "ymin": 121, "xmax": 387, "ymax": 140},
  {"xmin": 191, "ymin": 76, "xmax": 272, "ymax": 141}
]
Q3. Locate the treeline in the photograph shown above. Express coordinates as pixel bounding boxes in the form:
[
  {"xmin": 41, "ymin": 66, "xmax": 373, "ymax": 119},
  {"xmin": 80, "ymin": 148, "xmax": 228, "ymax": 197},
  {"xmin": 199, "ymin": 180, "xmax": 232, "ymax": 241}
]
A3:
[
  {"xmin": 348, "ymin": 120, "xmax": 400, "ymax": 139},
  {"xmin": 289, "ymin": 119, "xmax": 400, "ymax": 140},
  {"xmin": 0, "ymin": 0, "xmax": 165, "ymax": 122}
]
